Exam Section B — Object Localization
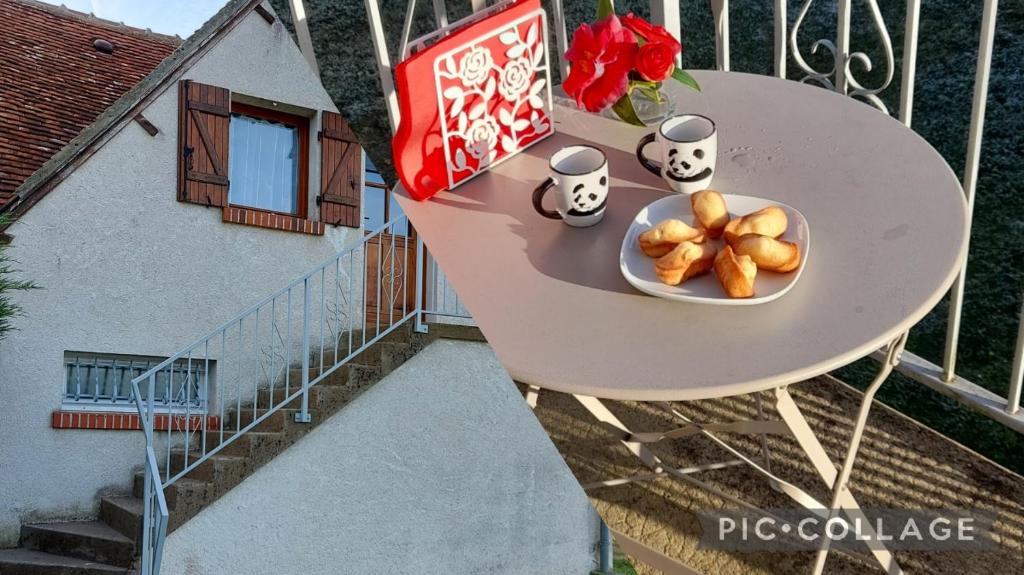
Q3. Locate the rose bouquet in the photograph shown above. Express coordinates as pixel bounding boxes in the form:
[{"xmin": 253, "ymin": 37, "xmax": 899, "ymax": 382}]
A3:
[{"xmin": 563, "ymin": 0, "xmax": 700, "ymax": 126}]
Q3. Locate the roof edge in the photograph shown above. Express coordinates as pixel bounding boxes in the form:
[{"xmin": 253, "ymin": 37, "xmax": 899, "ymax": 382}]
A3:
[
  {"xmin": 12, "ymin": 0, "xmax": 183, "ymax": 46},
  {"xmin": 2, "ymin": 0, "xmax": 263, "ymax": 223}
]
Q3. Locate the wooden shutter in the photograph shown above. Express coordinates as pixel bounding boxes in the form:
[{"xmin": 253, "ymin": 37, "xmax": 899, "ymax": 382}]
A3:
[
  {"xmin": 318, "ymin": 111, "xmax": 361, "ymax": 227},
  {"xmin": 177, "ymin": 80, "xmax": 230, "ymax": 207}
]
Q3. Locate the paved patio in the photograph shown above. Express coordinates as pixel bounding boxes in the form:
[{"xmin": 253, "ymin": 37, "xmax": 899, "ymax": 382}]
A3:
[{"xmin": 526, "ymin": 375, "xmax": 1024, "ymax": 574}]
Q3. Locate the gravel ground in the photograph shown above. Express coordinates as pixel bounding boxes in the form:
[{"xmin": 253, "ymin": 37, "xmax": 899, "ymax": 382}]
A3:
[
  {"xmin": 526, "ymin": 376, "xmax": 1024, "ymax": 574},
  {"xmin": 271, "ymin": 0, "xmax": 1024, "ymax": 472}
]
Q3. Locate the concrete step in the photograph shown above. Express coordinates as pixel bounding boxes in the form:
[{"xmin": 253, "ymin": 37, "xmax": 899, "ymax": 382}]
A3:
[
  {"xmin": 379, "ymin": 341, "xmax": 416, "ymax": 377},
  {"xmin": 19, "ymin": 522, "xmax": 134, "ymax": 568},
  {"xmin": 257, "ymin": 379, "xmax": 347, "ymax": 407},
  {"xmin": 168, "ymin": 450, "xmax": 247, "ymax": 483},
  {"xmin": 0, "ymin": 548, "xmax": 129, "ymax": 575},
  {"xmin": 285, "ymin": 364, "xmax": 351, "ymax": 388},
  {"xmin": 131, "ymin": 473, "xmax": 210, "ymax": 510},
  {"xmin": 223, "ymin": 407, "xmax": 318, "ymax": 433},
  {"xmin": 97, "ymin": 497, "xmax": 142, "ymax": 544},
  {"xmin": 425, "ymin": 322, "xmax": 484, "ymax": 342}
]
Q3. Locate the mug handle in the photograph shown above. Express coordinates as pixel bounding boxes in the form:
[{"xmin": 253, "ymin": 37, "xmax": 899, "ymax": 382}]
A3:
[
  {"xmin": 636, "ymin": 133, "xmax": 660, "ymax": 177},
  {"xmin": 532, "ymin": 177, "xmax": 562, "ymax": 219}
]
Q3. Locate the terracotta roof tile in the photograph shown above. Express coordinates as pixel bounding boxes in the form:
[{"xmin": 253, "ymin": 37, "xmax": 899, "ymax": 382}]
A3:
[{"xmin": 0, "ymin": 0, "xmax": 180, "ymax": 205}]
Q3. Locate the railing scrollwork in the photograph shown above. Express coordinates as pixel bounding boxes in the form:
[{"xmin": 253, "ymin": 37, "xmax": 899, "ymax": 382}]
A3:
[{"xmin": 790, "ymin": 0, "xmax": 895, "ymax": 114}]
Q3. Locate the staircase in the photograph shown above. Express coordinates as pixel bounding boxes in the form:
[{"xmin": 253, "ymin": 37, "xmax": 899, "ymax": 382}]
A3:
[{"xmin": 0, "ymin": 323, "xmax": 478, "ymax": 574}]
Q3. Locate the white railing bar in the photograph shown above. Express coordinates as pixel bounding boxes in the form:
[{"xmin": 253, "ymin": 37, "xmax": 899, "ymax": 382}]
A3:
[
  {"xmin": 550, "ymin": 0, "xmax": 569, "ymax": 80},
  {"xmin": 471, "ymin": 0, "xmax": 486, "ymax": 12},
  {"xmin": 287, "ymin": 0, "xmax": 320, "ymax": 76},
  {"xmin": 1008, "ymin": 299, "xmax": 1024, "ymax": 415},
  {"xmin": 943, "ymin": 0, "xmax": 998, "ymax": 381},
  {"xmin": 835, "ymin": 0, "xmax": 851, "ymax": 94},
  {"xmin": 364, "ymin": 0, "xmax": 400, "ymax": 134},
  {"xmin": 774, "ymin": 0, "xmax": 787, "ymax": 78},
  {"xmin": 415, "ymin": 235, "xmax": 427, "ymax": 332},
  {"xmin": 131, "ymin": 218, "xmax": 406, "ymax": 383},
  {"xmin": 431, "ymin": 0, "xmax": 448, "ymax": 28},
  {"xmin": 399, "ymin": 0, "xmax": 418, "ymax": 60},
  {"xmin": 711, "ymin": 0, "xmax": 730, "ymax": 71},
  {"xmin": 869, "ymin": 348, "xmax": 1024, "ymax": 435},
  {"xmin": 650, "ymin": 0, "xmax": 682, "ymax": 68},
  {"xmin": 898, "ymin": 0, "xmax": 921, "ymax": 126}
]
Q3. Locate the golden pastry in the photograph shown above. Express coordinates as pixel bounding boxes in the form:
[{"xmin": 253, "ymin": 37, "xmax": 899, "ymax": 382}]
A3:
[
  {"xmin": 733, "ymin": 233, "xmax": 801, "ymax": 273},
  {"xmin": 654, "ymin": 241, "xmax": 717, "ymax": 286},
  {"xmin": 714, "ymin": 246, "xmax": 757, "ymax": 298},
  {"xmin": 690, "ymin": 190, "xmax": 729, "ymax": 239},
  {"xmin": 723, "ymin": 206, "xmax": 788, "ymax": 245},
  {"xmin": 639, "ymin": 219, "xmax": 705, "ymax": 257}
]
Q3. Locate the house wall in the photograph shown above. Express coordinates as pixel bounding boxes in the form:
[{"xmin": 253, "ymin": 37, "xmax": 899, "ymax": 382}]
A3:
[
  {"xmin": 160, "ymin": 340, "xmax": 600, "ymax": 575},
  {"xmin": 0, "ymin": 4, "xmax": 364, "ymax": 545}
]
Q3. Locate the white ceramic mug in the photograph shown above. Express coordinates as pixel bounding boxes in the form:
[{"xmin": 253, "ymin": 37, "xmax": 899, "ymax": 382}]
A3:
[
  {"xmin": 636, "ymin": 114, "xmax": 717, "ymax": 194},
  {"xmin": 532, "ymin": 145, "xmax": 609, "ymax": 228}
]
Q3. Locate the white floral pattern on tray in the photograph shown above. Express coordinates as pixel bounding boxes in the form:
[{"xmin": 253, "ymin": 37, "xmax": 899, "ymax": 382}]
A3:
[{"xmin": 433, "ymin": 9, "xmax": 554, "ymax": 189}]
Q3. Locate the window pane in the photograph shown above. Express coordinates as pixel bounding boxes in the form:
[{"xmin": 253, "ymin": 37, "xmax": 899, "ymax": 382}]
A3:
[
  {"xmin": 229, "ymin": 114, "xmax": 299, "ymax": 214},
  {"xmin": 363, "ymin": 186, "xmax": 386, "ymax": 231},
  {"xmin": 388, "ymin": 193, "xmax": 408, "ymax": 236}
]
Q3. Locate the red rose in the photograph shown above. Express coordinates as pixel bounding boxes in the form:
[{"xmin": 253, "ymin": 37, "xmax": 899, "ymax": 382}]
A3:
[
  {"xmin": 636, "ymin": 41, "xmax": 676, "ymax": 81},
  {"xmin": 563, "ymin": 15, "xmax": 638, "ymax": 112},
  {"xmin": 621, "ymin": 12, "xmax": 682, "ymax": 59}
]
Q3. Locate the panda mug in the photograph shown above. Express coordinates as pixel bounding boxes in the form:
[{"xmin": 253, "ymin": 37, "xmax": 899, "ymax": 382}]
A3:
[
  {"xmin": 636, "ymin": 114, "xmax": 717, "ymax": 194},
  {"xmin": 532, "ymin": 145, "xmax": 609, "ymax": 228}
]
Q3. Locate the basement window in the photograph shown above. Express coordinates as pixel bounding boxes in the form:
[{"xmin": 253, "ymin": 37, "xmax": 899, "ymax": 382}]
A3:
[{"xmin": 62, "ymin": 352, "xmax": 209, "ymax": 413}]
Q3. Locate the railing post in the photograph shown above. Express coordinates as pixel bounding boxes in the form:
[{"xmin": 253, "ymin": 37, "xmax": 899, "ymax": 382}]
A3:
[
  {"xmin": 650, "ymin": 0, "xmax": 682, "ymax": 68},
  {"xmin": 140, "ymin": 373, "xmax": 156, "ymax": 575},
  {"xmin": 597, "ymin": 519, "xmax": 613, "ymax": 573},
  {"xmin": 1008, "ymin": 297, "xmax": 1024, "ymax": 415},
  {"xmin": 711, "ymin": 0, "xmax": 730, "ymax": 71},
  {"xmin": 835, "ymin": 0, "xmax": 851, "ymax": 95},
  {"xmin": 414, "ymin": 233, "xmax": 429, "ymax": 334},
  {"xmin": 774, "ymin": 0, "xmax": 787, "ymax": 79},
  {"xmin": 943, "ymin": 0, "xmax": 998, "ymax": 382},
  {"xmin": 295, "ymin": 278, "xmax": 313, "ymax": 423}
]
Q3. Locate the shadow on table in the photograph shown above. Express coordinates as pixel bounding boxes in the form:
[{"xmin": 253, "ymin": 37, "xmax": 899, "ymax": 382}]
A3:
[{"xmin": 428, "ymin": 131, "xmax": 672, "ymax": 296}]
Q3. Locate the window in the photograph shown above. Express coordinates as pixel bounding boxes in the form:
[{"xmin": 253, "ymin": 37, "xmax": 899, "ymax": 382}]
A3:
[
  {"xmin": 362, "ymin": 157, "xmax": 408, "ymax": 236},
  {"xmin": 63, "ymin": 352, "xmax": 209, "ymax": 413},
  {"xmin": 228, "ymin": 103, "xmax": 309, "ymax": 217}
]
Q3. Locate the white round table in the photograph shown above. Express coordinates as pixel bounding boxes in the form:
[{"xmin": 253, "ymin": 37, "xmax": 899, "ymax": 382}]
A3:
[{"xmin": 396, "ymin": 71, "xmax": 969, "ymax": 574}]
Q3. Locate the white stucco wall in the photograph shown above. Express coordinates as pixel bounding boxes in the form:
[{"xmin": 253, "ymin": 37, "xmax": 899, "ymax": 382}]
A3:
[
  {"xmin": 161, "ymin": 340, "xmax": 600, "ymax": 575},
  {"xmin": 0, "ymin": 3, "xmax": 365, "ymax": 545}
]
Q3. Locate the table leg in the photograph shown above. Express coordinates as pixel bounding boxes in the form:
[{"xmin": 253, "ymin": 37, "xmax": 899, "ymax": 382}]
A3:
[
  {"xmin": 809, "ymin": 332, "xmax": 908, "ymax": 575},
  {"xmin": 525, "ymin": 385, "xmax": 541, "ymax": 409},
  {"xmin": 573, "ymin": 394, "xmax": 664, "ymax": 473}
]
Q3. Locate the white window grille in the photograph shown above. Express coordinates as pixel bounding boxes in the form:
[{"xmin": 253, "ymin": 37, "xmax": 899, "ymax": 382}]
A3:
[{"xmin": 62, "ymin": 352, "xmax": 209, "ymax": 413}]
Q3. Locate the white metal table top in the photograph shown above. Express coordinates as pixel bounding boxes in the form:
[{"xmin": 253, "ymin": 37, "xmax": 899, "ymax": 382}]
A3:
[{"xmin": 396, "ymin": 71, "xmax": 969, "ymax": 401}]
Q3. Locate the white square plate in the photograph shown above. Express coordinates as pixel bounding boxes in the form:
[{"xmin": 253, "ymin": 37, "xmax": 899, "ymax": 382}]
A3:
[{"xmin": 619, "ymin": 193, "xmax": 810, "ymax": 305}]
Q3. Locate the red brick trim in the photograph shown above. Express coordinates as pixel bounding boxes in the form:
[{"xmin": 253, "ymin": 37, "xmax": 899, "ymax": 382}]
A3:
[
  {"xmin": 222, "ymin": 206, "xmax": 325, "ymax": 236},
  {"xmin": 51, "ymin": 411, "xmax": 221, "ymax": 431}
]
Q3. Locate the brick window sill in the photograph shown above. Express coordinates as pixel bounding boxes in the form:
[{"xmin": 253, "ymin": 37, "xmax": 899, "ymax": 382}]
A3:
[
  {"xmin": 223, "ymin": 206, "xmax": 325, "ymax": 236},
  {"xmin": 52, "ymin": 410, "xmax": 221, "ymax": 431}
]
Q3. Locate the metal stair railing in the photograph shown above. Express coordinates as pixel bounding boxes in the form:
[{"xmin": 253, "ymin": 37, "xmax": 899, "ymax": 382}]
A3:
[{"xmin": 131, "ymin": 215, "xmax": 418, "ymax": 575}]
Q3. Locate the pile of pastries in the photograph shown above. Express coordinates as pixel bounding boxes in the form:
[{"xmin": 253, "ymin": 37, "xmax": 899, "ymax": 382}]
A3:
[{"xmin": 637, "ymin": 190, "xmax": 801, "ymax": 298}]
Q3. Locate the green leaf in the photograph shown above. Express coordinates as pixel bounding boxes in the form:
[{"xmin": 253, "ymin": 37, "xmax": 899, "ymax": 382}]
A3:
[
  {"xmin": 611, "ymin": 93, "xmax": 644, "ymax": 126},
  {"xmin": 596, "ymin": 0, "xmax": 615, "ymax": 20},
  {"xmin": 671, "ymin": 68, "xmax": 701, "ymax": 92}
]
